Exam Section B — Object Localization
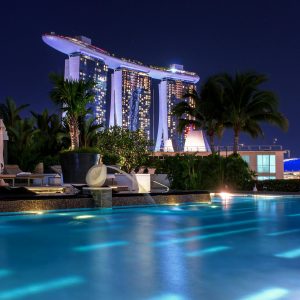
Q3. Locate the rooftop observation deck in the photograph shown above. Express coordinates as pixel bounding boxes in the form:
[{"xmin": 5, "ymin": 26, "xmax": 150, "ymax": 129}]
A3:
[{"xmin": 42, "ymin": 33, "xmax": 200, "ymax": 83}]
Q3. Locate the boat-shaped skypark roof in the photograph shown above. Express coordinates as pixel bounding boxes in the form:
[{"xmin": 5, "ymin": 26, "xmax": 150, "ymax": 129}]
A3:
[{"xmin": 42, "ymin": 33, "xmax": 200, "ymax": 83}]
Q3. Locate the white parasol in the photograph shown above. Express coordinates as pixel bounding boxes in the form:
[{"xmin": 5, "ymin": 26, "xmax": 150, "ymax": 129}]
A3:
[{"xmin": 0, "ymin": 119, "xmax": 8, "ymax": 186}]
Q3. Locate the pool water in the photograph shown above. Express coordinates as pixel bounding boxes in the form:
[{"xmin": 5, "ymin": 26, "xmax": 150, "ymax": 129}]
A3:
[{"xmin": 0, "ymin": 195, "xmax": 300, "ymax": 300}]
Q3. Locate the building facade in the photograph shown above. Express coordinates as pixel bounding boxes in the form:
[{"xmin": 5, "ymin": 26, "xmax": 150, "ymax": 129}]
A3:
[
  {"xmin": 155, "ymin": 79, "xmax": 195, "ymax": 151},
  {"xmin": 43, "ymin": 33, "xmax": 200, "ymax": 150},
  {"xmin": 109, "ymin": 68, "xmax": 151, "ymax": 140},
  {"xmin": 152, "ymin": 146, "xmax": 286, "ymax": 180},
  {"xmin": 64, "ymin": 52, "xmax": 108, "ymax": 126}
]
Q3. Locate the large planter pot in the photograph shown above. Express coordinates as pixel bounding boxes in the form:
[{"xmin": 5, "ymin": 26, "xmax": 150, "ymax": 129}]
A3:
[{"xmin": 60, "ymin": 152, "xmax": 100, "ymax": 184}]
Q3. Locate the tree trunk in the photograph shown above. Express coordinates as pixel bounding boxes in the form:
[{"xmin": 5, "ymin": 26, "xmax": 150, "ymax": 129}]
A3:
[
  {"xmin": 209, "ymin": 134, "xmax": 215, "ymax": 154},
  {"xmin": 69, "ymin": 117, "xmax": 80, "ymax": 150},
  {"xmin": 233, "ymin": 129, "xmax": 239, "ymax": 154}
]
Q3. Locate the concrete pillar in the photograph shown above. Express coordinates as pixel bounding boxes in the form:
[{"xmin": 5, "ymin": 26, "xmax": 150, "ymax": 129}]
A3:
[
  {"xmin": 155, "ymin": 80, "xmax": 169, "ymax": 151},
  {"xmin": 64, "ymin": 56, "xmax": 80, "ymax": 80},
  {"xmin": 109, "ymin": 70, "xmax": 122, "ymax": 127}
]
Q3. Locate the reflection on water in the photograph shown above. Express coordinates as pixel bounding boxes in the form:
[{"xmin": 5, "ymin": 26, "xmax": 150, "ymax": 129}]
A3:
[{"xmin": 0, "ymin": 195, "xmax": 299, "ymax": 299}]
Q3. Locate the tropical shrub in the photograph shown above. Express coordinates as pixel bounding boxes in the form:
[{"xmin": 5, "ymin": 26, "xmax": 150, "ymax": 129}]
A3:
[
  {"xmin": 0, "ymin": 98, "xmax": 68, "ymax": 170},
  {"xmin": 244, "ymin": 179, "xmax": 300, "ymax": 192},
  {"xmin": 97, "ymin": 126, "xmax": 153, "ymax": 173},
  {"xmin": 154, "ymin": 154, "xmax": 254, "ymax": 191},
  {"xmin": 31, "ymin": 109, "xmax": 68, "ymax": 167},
  {"xmin": 101, "ymin": 153, "xmax": 120, "ymax": 166}
]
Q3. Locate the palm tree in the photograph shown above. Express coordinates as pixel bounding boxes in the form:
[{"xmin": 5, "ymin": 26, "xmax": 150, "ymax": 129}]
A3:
[
  {"xmin": 31, "ymin": 109, "xmax": 68, "ymax": 157},
  {"xmin": 8, "ymin": 118, "xmax": 39, "ymax": 170},
  {"xmin": 78, "ymin": 116, "xmax": 103, "ymax": 148},
  {"xmin": 49, "ymin": 73, "xmax": 95, "ymax": 150},
  {"xmin": 172, "ymin": 76, "xmax": 225, "ymax": 153},
  {"xmin": 216, "ymin": 72, "xmax": 289, "ymax": 154},
  {"xmin": 0, "ymin": 97, "xmax": 29, "ymax": 129}
]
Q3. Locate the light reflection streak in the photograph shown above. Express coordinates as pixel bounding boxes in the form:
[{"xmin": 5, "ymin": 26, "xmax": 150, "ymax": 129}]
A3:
[
  {"xmin": 152, "ymin": 227, "xmax": 258, "ymax": 247},
  {"xmin": 239, "ymin": 287, "xmax": 289, "ymax": 300},
  {"xmin": 73, "ymin": 241, "xmax": 128, "ymax": 252},
  {"xmin": 275, "ymin": 247, "xmax": 300, "ymax": 259},
  {"xmin": 157, "ymin": 218, "xmax": 267, "ymax": 235},
  {"xmin": 266, "ymin": 228, "xmax": 300, "ymax": 236},
  {"xmin": 0, "ymin": 269, "xmax": 12, "ymax": 278},
  {"xmin": 0, "ymin": 276, "xmax": 84, "ymax": 299},
  {"xmin": 186, "ymin": 245, "xmax": 231, "ymax": 257}
]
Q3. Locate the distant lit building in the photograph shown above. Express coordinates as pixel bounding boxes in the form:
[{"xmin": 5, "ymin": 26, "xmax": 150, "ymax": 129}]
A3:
[
  {"xmin": 155, "ymin": 76, "xmax": 196, "ymax": 151},
  {"xmin": 43, "ymin": 33, "xmax": 200, "ymax": 144},
  {"xmin": 152, "ymin": 145, "xmax": 287, "ymax": 180},
  {"xmin": 284, "ymin": 158, "xmax": 300, "ymax": 179},
  {"xmin": 64, "ymin": 50, "xmax": 108, "ymax": 126},
  {"xmin": 109, "ymin": 68, "xmax": 151, "ymax": 139},
  {"xmin": 184, "ymin": 130, "xmax": 210, "ymax": 152}
]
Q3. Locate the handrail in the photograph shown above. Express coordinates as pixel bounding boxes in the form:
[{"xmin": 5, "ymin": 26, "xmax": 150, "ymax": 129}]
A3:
[
  {"xmin": 152, "ymin": 180, "xmax": 169, "ymax": 193},
  {"xmin": 151, "ymin": 145, "xmax": 284, "ymax": 152}
]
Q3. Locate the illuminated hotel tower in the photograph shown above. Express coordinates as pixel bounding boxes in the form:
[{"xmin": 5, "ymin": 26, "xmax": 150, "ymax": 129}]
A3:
[
  {"xmin": 64, "ymin": 37, "xmax": 108, "ymax": 125},
  {"xmin": 155, "ymin": 76, "xmax": 195, "ymax": 151},
  {"xmin": 109, "ymin": 68, "xmax": 151, "ymax": 139},
  {"xmin": 42, "ymin": 33, "xmax": 200, "ymax": 150}
]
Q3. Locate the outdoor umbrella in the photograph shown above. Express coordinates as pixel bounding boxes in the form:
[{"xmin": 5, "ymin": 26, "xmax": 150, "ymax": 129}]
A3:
[{"xmin": 0, "ymin": 119, "xmax": 8, "ymax": 186}]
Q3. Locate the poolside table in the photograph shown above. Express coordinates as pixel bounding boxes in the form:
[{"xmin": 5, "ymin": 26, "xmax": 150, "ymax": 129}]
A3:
[
  {"xmin": 0, "ymin": 174, "xmax": 44, "ymax": 187},
  {"xmin": 16, "ymin": 174, "xmax": 45, "ymax": 186},
  {"xmin": 0, "ymin": 174, "xmax": 16, "ymax": 186}
]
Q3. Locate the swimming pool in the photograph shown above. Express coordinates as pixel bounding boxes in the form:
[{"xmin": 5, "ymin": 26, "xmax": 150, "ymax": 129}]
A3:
[{"xmin": 0, "ymin": 194, "xmax": 300, "ymax": 300}]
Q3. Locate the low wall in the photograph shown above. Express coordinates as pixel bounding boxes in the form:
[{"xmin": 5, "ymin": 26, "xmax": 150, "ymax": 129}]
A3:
[
  {"xmin": 0, "ymin": 198, "xmax": 94, "ymax": 213},
  {"xmin": 0, "ymin": 191, "xmax": 210, "ymax": 213},
  {"xmin": 113, "ymin": 191, "xmax": 210, "ymax": 206}
]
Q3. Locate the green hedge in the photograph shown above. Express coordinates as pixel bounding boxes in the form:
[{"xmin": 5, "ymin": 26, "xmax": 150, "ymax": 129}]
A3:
[
  {"xmin": 248, "ymin": 179, "xmax": 300, "ymax": 192},
  {"xmin": 153, "ymin": 154, "xmax": 254, "ymax": 191}
]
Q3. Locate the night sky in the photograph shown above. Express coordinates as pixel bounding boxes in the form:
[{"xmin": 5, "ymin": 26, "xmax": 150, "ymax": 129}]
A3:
[{"xmin": 1, "ymin": 0, "xmax": 299, "ymax": 156}]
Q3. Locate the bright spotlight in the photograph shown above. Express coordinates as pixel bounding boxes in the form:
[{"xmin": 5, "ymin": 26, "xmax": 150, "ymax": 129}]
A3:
[{"xmin": 219, "ymin": 192, "xmax": 231, "ymax": 200}]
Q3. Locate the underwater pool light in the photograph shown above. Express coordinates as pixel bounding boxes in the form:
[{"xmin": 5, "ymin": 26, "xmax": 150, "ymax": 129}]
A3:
[
  {"xmin": 74, "ymin": 215, "xmax": 95, "ymax": 220},
  {"xmin": 25, "ymin": 211, "xmax": 45, "ymax": 215}
]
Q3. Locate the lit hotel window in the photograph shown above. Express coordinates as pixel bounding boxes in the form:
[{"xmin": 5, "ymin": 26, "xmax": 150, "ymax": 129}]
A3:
[
  {"xmin": 257, "ymin": 176, "xmax": 276, "ymax": 180},
  {"xmin": 257, "ymin": 155, "xmax": 276, "ymax": 173}
]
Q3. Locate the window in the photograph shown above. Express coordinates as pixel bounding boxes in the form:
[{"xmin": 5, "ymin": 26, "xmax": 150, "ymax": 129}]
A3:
[
  {"xmin": 242, "ymin": 155, "xmax": 250, "ymax": 165},
  {"xmin": 257, "ymin": 155, "xmax": 276, "ymax": 173},
  {"xmin": 257, "ymin": 176, "xmax": 276, "ymax": 180}
]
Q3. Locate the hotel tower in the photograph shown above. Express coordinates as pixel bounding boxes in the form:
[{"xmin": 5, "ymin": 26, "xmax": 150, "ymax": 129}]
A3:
[{"xmin": 43, "ymin": 33, "xmax": 200, "ymax": 151}]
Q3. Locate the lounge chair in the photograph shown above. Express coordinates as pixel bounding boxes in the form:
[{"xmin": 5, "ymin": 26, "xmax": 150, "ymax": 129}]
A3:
[{"xmin": 1, "ymin": 165, "xmax": 45, "ymax": 187}]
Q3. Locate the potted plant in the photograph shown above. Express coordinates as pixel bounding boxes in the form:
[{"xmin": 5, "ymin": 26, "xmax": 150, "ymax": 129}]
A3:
[{"xmin": 50, "ymin": 73, "xmax": 100, "ymax": 184}]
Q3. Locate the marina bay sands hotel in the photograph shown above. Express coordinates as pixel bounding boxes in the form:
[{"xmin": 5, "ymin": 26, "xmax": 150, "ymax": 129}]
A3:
[{"xmin": 43, "ymin": 33, "xmax": 200, "ymax": 152}]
